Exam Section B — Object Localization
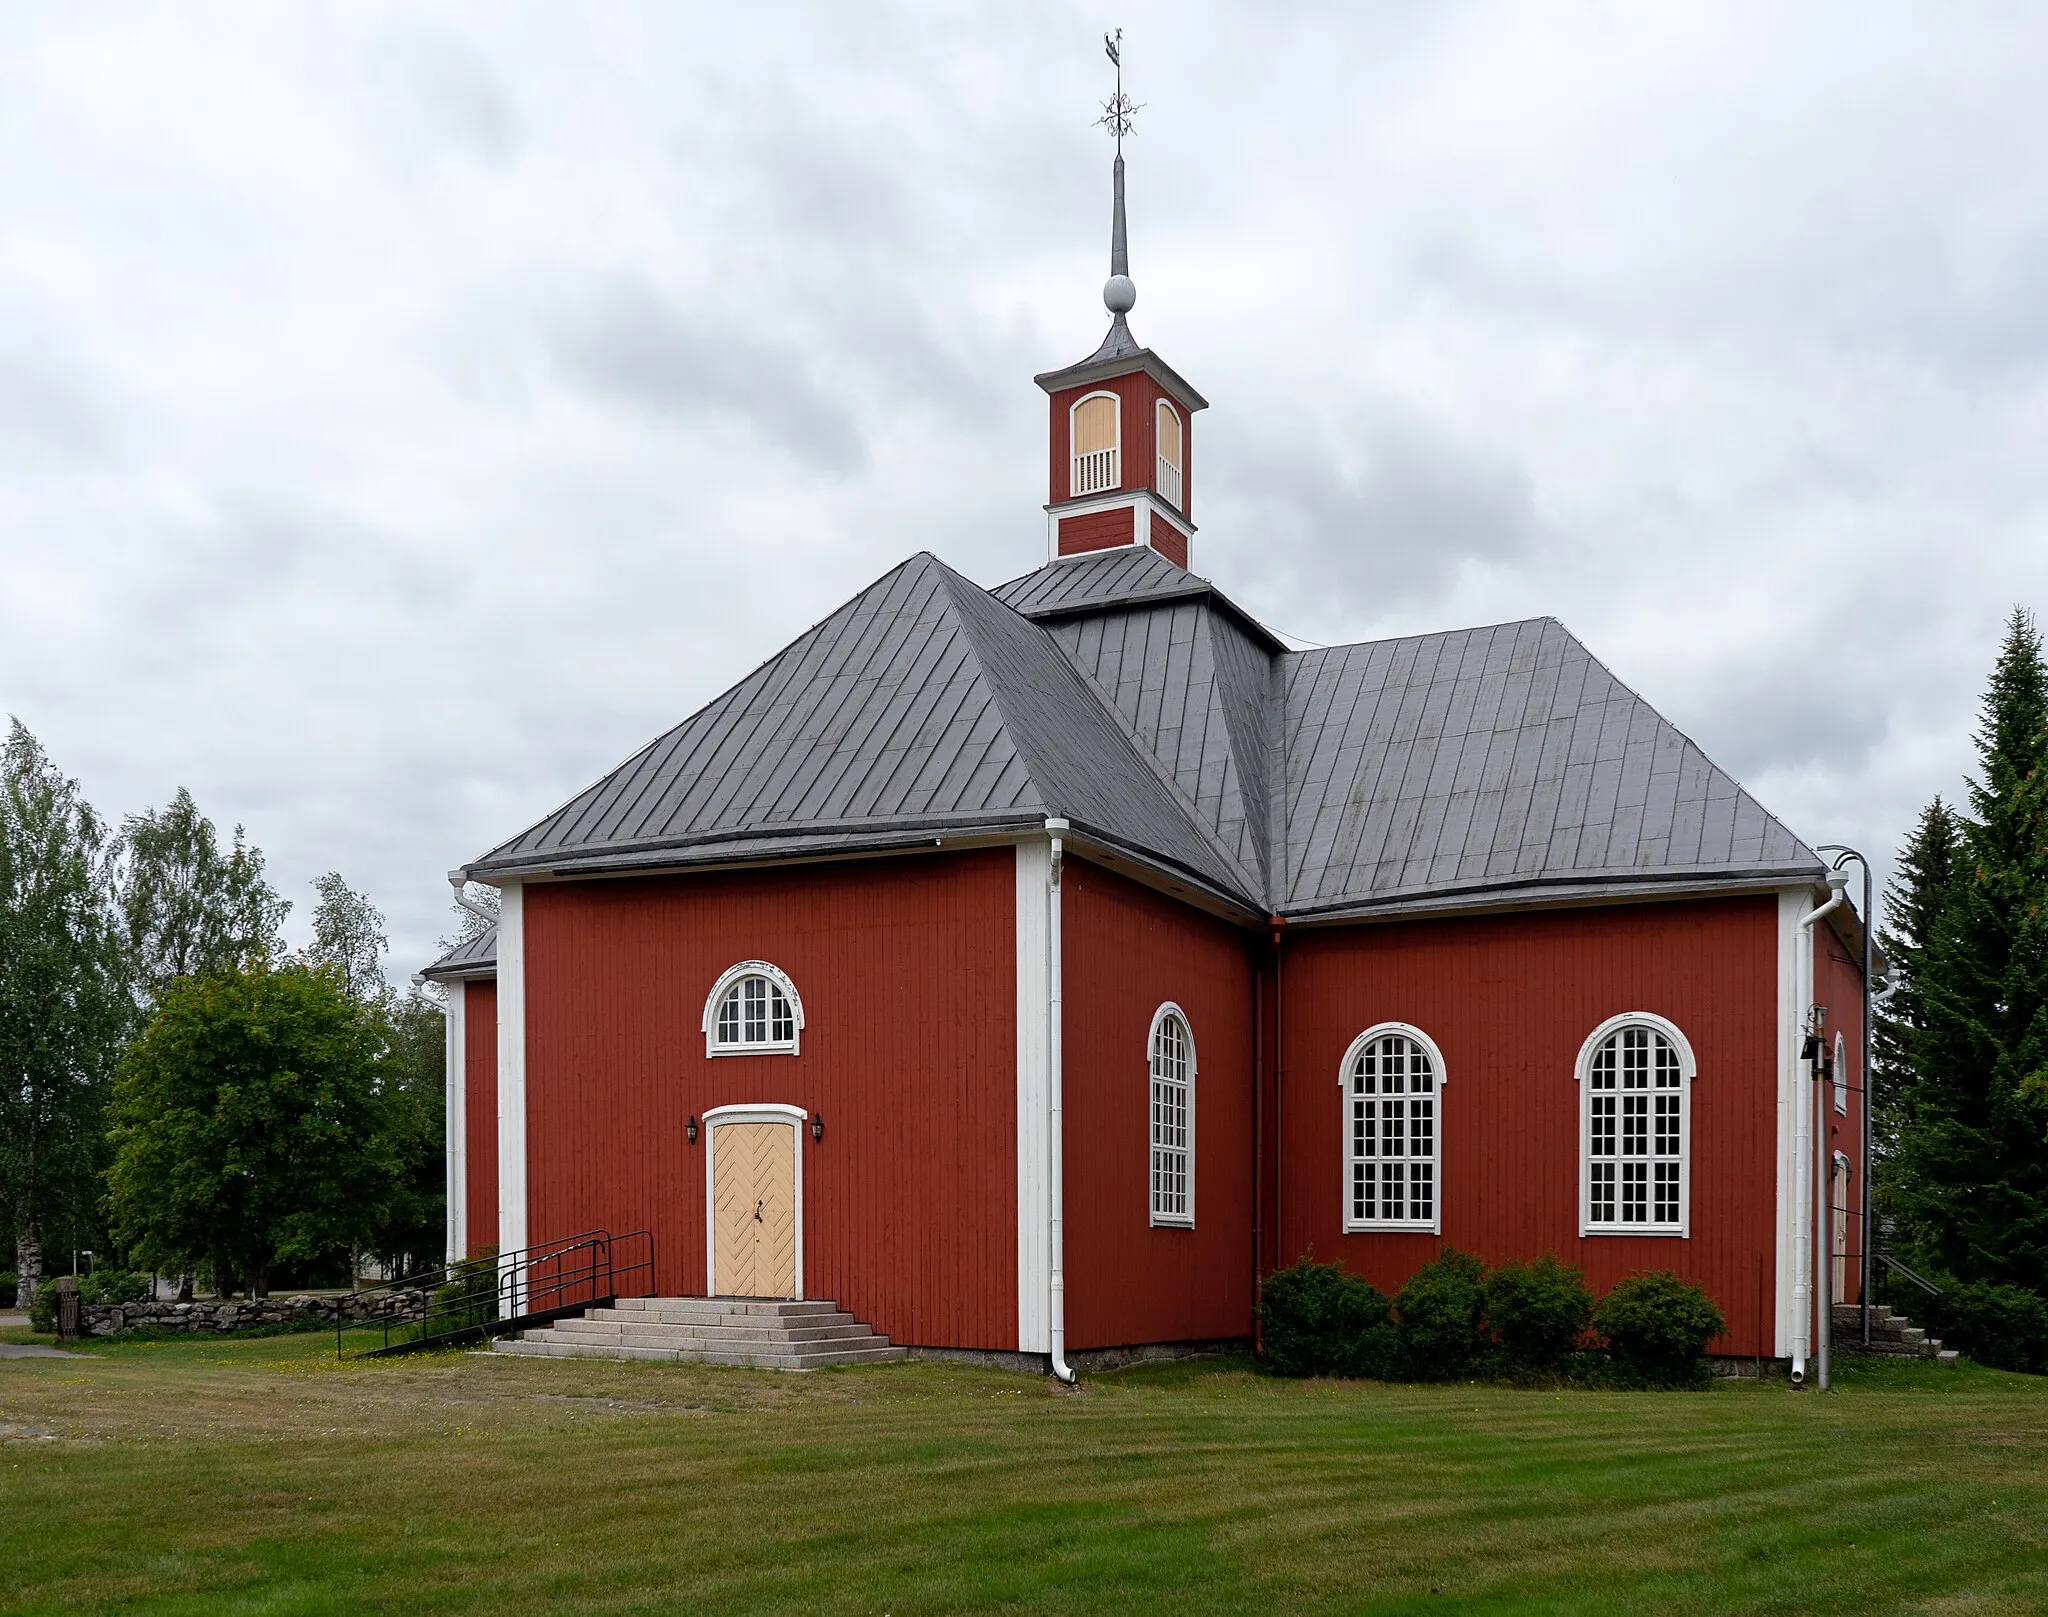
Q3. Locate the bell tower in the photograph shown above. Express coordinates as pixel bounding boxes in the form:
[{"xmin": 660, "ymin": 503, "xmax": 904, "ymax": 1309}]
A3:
[{"xmin": 1034, "ymin": 33, "xmax": 1207, "ymax": 570}]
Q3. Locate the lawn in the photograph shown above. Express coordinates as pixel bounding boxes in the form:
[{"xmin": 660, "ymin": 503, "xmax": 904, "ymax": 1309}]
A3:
[{"xmin": 2, "ymin": 1326, "xmax": 2044, "ymax": 1615}]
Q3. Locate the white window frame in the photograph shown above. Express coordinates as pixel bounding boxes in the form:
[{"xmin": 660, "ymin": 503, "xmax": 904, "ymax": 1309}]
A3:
[
  {"xmin": 1338, "ymin": 1022, "xmax": 1447, "ymax": 1234},
  {"xmin": 1147, "ymin": 1001, "xmax": 1195, "ymax": 1228},
  {"xmin": 1576, "ymin": 1012, "xmax": 1696, "ymax": 1238},
  {"xmin": 701, "ymin": 960, "xmax": 806, "ymax": 1057},
  {"xmin": 1832, "ymin": 1030, "xmax": 1848, "ymax": 1116},
  {"xmin": 1154, "ymin": 399, "xmax": 1183, "ymax": 510},
  {"xmin": 1070, "ymin": 390, "xmax": 1122, "ymax": 497}
]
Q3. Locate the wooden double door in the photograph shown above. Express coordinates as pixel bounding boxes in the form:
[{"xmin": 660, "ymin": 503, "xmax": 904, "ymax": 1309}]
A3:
[{"xmin": 710, "ymin": 1119, "xmax": 798, "ymax": 1298}]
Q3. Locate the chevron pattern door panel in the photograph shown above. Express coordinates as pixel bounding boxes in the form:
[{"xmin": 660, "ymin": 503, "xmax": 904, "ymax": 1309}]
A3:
[{"xmin": 712, "ymin": 1122, "xmax": 797, "ymax": 1298}]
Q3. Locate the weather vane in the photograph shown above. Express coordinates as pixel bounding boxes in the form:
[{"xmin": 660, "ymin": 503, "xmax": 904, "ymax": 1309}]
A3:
[{"xmin": 1096, "ymin": 29, "xmax": 1141, "ymax": 156}]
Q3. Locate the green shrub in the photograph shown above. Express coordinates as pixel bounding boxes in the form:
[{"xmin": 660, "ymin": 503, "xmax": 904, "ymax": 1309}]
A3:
[
  {"xmin": 1395, "ymin": 1249, "xmax": 1489, "ymax": 1378},
  {"xmin": 1593, "ymin": 1271, "xmax": 1726, "ymax": 1387},
  {"xmin": 0, "ymin": 1271, "xmax": 15, "ymax": 1309},
  {"xmin": 1935, "ymin": 1281, "xmax": 2048, "ymax": 1374},
  {"xmin": 79, "ymin": 1270, "xmax": 150, "ymax": 1307},
  {"xmin": 1487, "ymin": 1254, "xmax": 1593, "ymax": 1371},
  {"xmin": 29, "ymin": 1283, "xmax": 57, "ymax": 1334},
  {"xmin": 1257, "ymin": 1257, "xmax": 1396, "ymax": 1378}
]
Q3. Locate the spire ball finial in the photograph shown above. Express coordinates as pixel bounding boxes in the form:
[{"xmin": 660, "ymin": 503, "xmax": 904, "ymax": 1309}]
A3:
[{"xmin": 1103, "ymin": 274, "xmax": 1136, "ymax": 315}]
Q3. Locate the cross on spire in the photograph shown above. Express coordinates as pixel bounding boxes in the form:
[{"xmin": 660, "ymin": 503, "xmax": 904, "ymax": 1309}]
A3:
[
  {"xmin": 1097, "ymin": 30, "xmax": 1139, "ymax": 326},
  {"xmin": 1097, "ymin": 29, "xmax": 1141, "ymax": 158}
]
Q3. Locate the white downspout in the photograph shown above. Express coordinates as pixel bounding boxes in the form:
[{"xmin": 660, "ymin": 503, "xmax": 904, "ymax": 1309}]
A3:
[
  {"xmin": 449, "ymin": 871, "xmax": 497, "ymax": 928},
  {"xmin": 1792, "ymin": 869, "xmax": 1849, "ymax": 1388},
  {"xmin": 1045, "ymin": 817, "xmax": 1076, "ymax": 1385}
]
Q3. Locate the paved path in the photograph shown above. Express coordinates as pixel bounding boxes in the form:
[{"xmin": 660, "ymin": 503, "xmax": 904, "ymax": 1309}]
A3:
[{"xmin": 0, "ymin": 1344, "xmax": 85, "ymax": 1359}]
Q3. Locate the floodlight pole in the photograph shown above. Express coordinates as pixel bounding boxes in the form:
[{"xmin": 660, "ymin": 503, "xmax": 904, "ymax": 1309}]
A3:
[{"xmin": 1817, "ymin": 844, "xmax": 1875, "ymax": 1352}]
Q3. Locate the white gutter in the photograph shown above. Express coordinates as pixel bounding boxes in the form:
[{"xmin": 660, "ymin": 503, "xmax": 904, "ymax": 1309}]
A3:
[
  {"xmin": 1792, "ymin": 869, "xmax": 1849, "ymax": 1388},
  {"xmin": 1045, "ymin": 817, "xmax": 1076, "ymax": 1385}
]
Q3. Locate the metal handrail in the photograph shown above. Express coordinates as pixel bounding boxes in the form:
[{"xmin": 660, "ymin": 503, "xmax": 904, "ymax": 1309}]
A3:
[
  {"xmin": 1874, "ymin": 1250, "xmax": 1941, "ymax": 1300},
  {"xmin": 334, "ymin": 1229, "xmax": 654, "ymax": 1359}
]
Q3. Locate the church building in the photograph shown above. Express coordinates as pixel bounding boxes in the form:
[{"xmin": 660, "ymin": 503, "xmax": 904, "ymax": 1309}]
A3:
[{"xmin": 424, "ymin": 133, "xmax": 1868, "ymax": 1380}]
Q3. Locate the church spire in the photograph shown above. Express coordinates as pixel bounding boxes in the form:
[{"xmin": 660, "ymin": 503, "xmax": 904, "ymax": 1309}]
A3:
[{"xmin": 1097, "ymin": 30, "xmax": 1139, "ymax": 359}]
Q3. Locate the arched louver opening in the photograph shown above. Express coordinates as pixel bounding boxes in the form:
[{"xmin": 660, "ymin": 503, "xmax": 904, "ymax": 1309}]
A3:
[
  {"xmin": 1071, "ymin": 393, "xmax": 1120, "ymax": 495},
  {"xmin": 1155, "ymin": 399, "xmax": 1183, "ymax": 510}
]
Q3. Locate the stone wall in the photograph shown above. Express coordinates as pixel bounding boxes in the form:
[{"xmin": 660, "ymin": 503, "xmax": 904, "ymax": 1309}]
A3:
[{"xmin": 83, "ymin": 1290, "xmax": 428, "ymax": 1337}]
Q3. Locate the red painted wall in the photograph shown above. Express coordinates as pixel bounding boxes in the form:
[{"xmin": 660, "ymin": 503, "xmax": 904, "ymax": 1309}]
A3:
[
  {"xmin": 1062, "ymin": 860, "xmax": 1257, "ymax": 1349},
  {"xmin": 519, "ymin": 850, "xmax": 1018, "ymax": 1350},
  {"xmin": 1149, "ymin": 510, "xmax": 1188, "ymax": 569},
  {"xmin": 1058, "ymin": 506, "xmax": 1139, "ymax": 557},
  {"xmin": 1816, "ymin": 916, "xmax": 1866, "ymax": 1304},
  {"xmin": 464, "ymin": 979, "xmax": 499, "ymax": 1260},
  {"xmin": 1275, "ymin": 897, "xmax": 1780, "ymax": 1356}
]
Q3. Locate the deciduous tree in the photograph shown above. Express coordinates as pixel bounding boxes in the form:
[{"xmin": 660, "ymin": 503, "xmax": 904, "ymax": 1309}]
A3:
[{"xmin": 0, "ymin": 721, "xmax": 127, "ymax": 1313}]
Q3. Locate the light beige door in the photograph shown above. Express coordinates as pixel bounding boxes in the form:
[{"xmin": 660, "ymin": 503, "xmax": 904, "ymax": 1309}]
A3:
[{"xmin": 712, "ymin": 1122, "xmax": 797, "ymax": 1297}]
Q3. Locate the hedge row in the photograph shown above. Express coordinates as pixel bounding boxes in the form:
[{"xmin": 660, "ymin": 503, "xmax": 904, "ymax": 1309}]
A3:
[{"xmin": 1256, "ymin": 1251, "xmax": 1726, "ymax": 1388}]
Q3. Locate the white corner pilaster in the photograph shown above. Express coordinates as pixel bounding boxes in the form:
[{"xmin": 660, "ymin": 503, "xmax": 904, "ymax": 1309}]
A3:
[
  {"xmin": 1774, "ymin": 887, "xmax": 1802, "ymax": 1357},
  {"xmin": 496, "ymin": 883, "xmax": 528, "ymax": 1280},
  {"xmin": 1015, "ymin": 841, "xmax": 1051, "ymax": 1353},
  {"xmin": 445, "ymin": 980, "xmax": 466, "ymax": 1265}
]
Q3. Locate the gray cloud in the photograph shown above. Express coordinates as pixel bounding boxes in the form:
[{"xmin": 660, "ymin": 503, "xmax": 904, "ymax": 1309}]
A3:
[
  {"xmin": 2, "ymin": 2, "xmax": 2046, "ymax": 969},
  {"xmin": 546, "ymin": 276, "xmax": 868, "ymax": 473}
]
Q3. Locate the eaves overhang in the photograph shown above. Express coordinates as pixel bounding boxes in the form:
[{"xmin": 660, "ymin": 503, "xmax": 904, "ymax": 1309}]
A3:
[
  {"xmin": 1277, "ymin": 861, "xmax": 1830, "ymax": 929},
  {"xmin": 1033, "ymin": 347, "xmax": 1209, "ymax": 414}
]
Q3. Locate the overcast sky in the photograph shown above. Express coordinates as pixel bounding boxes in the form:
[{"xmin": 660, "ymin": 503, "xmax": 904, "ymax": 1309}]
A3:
[{"xmin": 4, "ymin": 2, "xmax": 2044, "ymax": 974}]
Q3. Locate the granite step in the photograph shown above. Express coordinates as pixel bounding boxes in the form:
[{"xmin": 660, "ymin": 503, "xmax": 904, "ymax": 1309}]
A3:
[{"xmin": 491, "ymin": 1296, "xmax": 905, "ymax": 1372}]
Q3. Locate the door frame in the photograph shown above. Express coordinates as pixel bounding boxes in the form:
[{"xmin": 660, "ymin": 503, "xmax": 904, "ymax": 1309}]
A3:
[{"xmin": 703, "ymin": 1103, "xmax": 807, "ymax": 1299}]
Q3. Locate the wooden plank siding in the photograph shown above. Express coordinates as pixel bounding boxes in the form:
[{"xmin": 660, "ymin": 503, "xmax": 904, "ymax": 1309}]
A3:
[
  {"xmin": 463, "ymin": 979, "xmax": 499, "ymax": 1260},
  {"xmin": 1275, "ymin": 895, "xmax": 1781, "ymax": 1358},
  {"xmin": 519, "ymin": 849, "xmax": 1018, "ymax": 1350},
  {"xmin": 1061, "ymin": 859, "xmax": 1257, "ymax": 1350}
]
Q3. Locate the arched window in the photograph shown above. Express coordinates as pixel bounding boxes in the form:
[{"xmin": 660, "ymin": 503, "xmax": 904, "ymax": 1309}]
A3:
[
  {"xmin": 1071, "ymin": 393, "xmax": 1120, "ymax": 496},
  {"xmin": 1155, "ymin": 400, "xmax": 1183, "ymax": 510},
  {"xmin": 1832, "ymin": 1030, "xmax": 1848, "ymax": 1116},
  {"xmin": 1577, "ymin": 1014, "xmax": 1695, "ymax": 1235},
  {"xmin": 701, "ymin": 961, "xmax": 805, "ymax": 1057},
  {"xmin": 1340, "ymin": 1024, "xmax": 1445, "ymax": 1232},
  {"xmin": 1148, "ymin": 1004, "xmax": 1194, "ymax": 1227}
]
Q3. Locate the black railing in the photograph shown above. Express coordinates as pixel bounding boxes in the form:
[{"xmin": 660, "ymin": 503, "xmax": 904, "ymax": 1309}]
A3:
[
  {"xmin": 335, "ymin": 1229, "xmax": 654, "ymax": 1360},
  {"xmin": 1872, "ymin": 1249, "xmax": 1941, "ymax": 1313}
]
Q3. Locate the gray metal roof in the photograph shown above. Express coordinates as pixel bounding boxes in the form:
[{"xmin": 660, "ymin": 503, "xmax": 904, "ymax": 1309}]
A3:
[
  {"xmin": 422, "ymin": 925, "xmax": 497, "ymax": 981},
  {"xmin": 465, "ymin": 553, "xmax": 1255, "ymax": 904},
  {"xmin": 994, "ymin": 546, "xmax": 1282, "ymax": 650},
  {"xmin": 1278, "ymin": 616, "xmax": 1818, "ymax": 919},
  {"xmin": 462, "ymin": 549, "xmax": 1822, "ymax": 924}
]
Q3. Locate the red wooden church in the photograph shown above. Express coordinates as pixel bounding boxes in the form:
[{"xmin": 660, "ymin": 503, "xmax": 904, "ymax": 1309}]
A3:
[{"xmin": 425, "ymin": 146, "xmax": 1869, "ymax": 1380}]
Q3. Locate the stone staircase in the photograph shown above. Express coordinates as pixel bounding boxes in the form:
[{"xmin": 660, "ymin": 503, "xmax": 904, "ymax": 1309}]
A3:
[
  {"xmin": 492, "ymin": 1297, "xmax": 905, "ymax": 1370},
  {"xmin": 1833, "ymin": 1302, "xmax": 1959, "ymax": 1365}
]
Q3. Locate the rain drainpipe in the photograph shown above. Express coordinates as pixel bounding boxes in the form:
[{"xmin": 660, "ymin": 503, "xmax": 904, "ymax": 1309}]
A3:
[
  {"xmin": 1045, "ymin": 818, "xmax": 1076, "ymax": 1386},
  {"xmin": 448, "ymin": 870, "xmax": 496, "ymax": 927},
  {"xmin": 1793, "ymin": 868, "xmax": 1849, "ymax": 1388},
  {"xmin": 1816, "ymin": 845, "xmax": 1876, "ymax": 1352}
]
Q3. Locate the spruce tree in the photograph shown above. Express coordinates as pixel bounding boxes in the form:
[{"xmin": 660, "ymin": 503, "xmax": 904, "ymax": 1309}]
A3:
[{"xmin": 1887, "ymin": 610, "xmax": 2048, "ymax": 1292}]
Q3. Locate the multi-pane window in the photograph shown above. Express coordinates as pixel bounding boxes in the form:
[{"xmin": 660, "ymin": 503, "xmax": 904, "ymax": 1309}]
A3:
[
  {"xmin": 1344, "ymin": 1028, "xmax": 1440, "ymax": 1230},
  {"xmin": 1149, "ymin": 1008, "xmax": 1194, "ymax": 1226},
  {"xmin": 1583, "ymin": 1019, "xmax": 1689, "ymax": 1233},
  {"xmin": 703, "ymin": 962, "xmax": 803, "ymax": 1056},
  {"xmin": 1832, "ymin": 1031, "xmax": 1848, "ymax": 1116}
]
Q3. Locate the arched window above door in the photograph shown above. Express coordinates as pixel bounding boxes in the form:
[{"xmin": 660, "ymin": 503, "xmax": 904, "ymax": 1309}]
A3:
[{"xmin": 702, "ymin": 961, "xmax": 805, "ymax": 1057}]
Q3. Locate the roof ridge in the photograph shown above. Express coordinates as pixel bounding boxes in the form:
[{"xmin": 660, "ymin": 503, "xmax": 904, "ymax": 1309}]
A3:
[{"xmin": 934, "ymin": 562, "xmax": 1264, "ymax": 907}]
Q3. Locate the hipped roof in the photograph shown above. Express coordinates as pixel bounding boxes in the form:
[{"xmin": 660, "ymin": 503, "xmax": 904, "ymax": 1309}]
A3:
[{"xmin": 457, "ymin": 546, "xmax": 1823, "ymax": 932}]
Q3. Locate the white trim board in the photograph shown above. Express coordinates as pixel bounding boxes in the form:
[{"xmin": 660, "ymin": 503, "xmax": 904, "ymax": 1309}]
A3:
[
  {"xmin": 701, "ymin": 1103, "xmax": 808, "ymax": 1300},
  {"xmin": 495, "ymin": 883, "xmax": 528, "ymax": 1301},
  {"xmin": 445, "ymin": 980, "xmax": 466, "ymax": 1265},
  {"xmin": 1775, "ymin": 887, "xmax": 1803, "ymax": 1358},
  {"xmin": 1015, "ymin": 841, "xmax": 1051, "ymax": 1353}
]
